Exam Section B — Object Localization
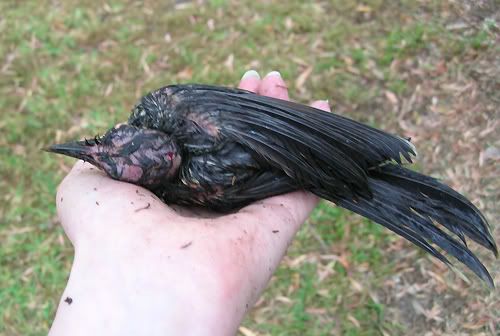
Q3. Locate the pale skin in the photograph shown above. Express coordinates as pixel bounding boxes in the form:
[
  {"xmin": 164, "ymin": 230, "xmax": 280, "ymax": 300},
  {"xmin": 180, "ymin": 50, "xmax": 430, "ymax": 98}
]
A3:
[{"xmin": 49, "ymin": 70, "xmax": 331, "ymax": 336}]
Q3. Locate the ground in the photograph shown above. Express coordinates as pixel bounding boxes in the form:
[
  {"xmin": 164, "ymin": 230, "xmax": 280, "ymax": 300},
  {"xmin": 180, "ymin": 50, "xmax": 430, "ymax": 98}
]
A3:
[{"xmin": 0, "ymin": 0, "xmax": 498, "ymax": 335}]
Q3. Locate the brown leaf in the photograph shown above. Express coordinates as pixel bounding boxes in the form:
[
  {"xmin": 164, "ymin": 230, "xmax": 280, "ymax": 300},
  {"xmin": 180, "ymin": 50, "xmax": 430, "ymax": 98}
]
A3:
[
  {"xmin": 433, "ymin": 61, "xmax": 447, "ymax": 76},
  {"xmin": 207, "ymin": 19, "xmax": 215, "ymax": 31},
  {"xmin": 104, "ymin": 83, "xmax": 113, "ymax": 97},
  {"xmin": 295, "ymin": 66, "xmax": 312, "ymax": 91},
  {"xmin": 347, "ymin": 314, "xmax": 361, "ymax": 328},
  {"xmin": 385, "ymin": 90, "xmax": 398, "ymax": 106},
  {"xmin": 177, "ymin": 67, "xmax": 193, "ymax": 80},
  {"xmin": 13, "ymin": 145, "xmax": 26, "ymax": 156},
  {"xmin": 224, "ymin": 54, "xmax": 234, "ymax": 72},
  {"xmin": 350, "ymin": 279, "xmax": 364, "ymax": 292},
  {"xmin": 306, "ymin": 307, "xmax": 327, "ymax": 315},
  {"xmin": 238, "ymin": 326, "xmax": 258, "ymax": 336},
  {"xmin": 275, "ymin": 296, "xmax": 292, "ymax": 304},
  {"xmin": 291, "ymin": 56, "xmax": 308, "ymax": 67},
  {"xmin": 356, "ymin": 4, "xmax": 372, "ymax": 13},
  {"xmin": 140, "ymin": 50, "xmax": 152, "ymax": 76}
]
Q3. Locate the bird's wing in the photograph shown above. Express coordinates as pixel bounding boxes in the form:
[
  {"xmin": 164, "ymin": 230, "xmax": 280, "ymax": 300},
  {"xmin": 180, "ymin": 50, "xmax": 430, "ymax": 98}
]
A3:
[{"xmin": 170, "ymin": 84, "xmax": 416, "ymax": 198}]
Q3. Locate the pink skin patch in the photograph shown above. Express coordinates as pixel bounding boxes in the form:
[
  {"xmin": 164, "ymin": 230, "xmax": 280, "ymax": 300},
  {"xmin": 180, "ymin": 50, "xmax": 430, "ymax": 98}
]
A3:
[
  {"xmin": 168, "ymin": 152, "xmax": 182, "ymax": 178},
  {"xmin": 121, "ymin": 165, "xmax": 144, "ymax": 182}
]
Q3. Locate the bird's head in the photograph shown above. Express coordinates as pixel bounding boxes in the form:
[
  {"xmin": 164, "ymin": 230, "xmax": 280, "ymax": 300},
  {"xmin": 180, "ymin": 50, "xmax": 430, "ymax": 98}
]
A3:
[{"xmin": 46, "ymin": 124, "xmax": 181, "ymax": 187}]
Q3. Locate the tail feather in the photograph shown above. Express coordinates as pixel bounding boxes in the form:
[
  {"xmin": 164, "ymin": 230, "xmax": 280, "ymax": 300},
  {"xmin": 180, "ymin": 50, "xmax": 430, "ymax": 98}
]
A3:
[
  {"xmin": 318, "ymin": 164, "xmax": 496, "ymax": 287},
  {"xmin": 372, "ymin": 165, "xmax": 497, "ymax": 254},
  {"xmin": 315, "ymin": 188, "xmax": 452, "ymax": 266}
]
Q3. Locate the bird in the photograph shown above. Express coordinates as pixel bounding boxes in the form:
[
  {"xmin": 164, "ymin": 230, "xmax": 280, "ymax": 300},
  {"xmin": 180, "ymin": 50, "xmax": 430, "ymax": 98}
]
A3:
[{"xmin": 46, "ymin": 84, "xmax": 497, "ymax": 287}]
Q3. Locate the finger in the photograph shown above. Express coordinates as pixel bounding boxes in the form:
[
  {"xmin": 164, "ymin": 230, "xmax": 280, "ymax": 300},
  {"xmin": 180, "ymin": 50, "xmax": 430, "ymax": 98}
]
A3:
[
  {"xmin": 258, "ymin": 71, "xmax": 289, "ymax": 100},
  {"xmin": 310, "ymin": 99, "xmax": 331, "ymax": 112},
  {"xmin": 238, "ymin": 70, "xmax": 261, "ymax": 92}
]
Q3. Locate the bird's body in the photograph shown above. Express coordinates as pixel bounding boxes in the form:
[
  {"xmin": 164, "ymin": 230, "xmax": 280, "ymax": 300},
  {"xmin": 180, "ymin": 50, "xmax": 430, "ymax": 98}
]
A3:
[
  {"xmin": 47, "ymin": 84, "xmax": 497, "ymax": 286},
  {"xmin": 128, "ymin": 84, "xmax": 416, "ymax": 208}
]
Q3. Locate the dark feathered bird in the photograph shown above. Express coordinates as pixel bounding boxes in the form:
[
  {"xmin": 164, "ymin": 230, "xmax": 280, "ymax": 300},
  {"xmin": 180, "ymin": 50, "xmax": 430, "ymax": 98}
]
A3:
[{"xmin": 46, "ymin": 84, "xmax": 497, "ymax": 287}]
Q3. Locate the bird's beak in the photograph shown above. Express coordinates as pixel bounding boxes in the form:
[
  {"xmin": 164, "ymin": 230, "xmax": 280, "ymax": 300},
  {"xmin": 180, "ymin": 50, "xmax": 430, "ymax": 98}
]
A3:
[{"xmin": 44, "ymin": 140, "xmax": 98, "ymax": 166}]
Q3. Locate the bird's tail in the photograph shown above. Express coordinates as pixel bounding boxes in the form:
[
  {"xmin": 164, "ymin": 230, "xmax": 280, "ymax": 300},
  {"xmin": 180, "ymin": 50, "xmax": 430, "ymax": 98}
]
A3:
[{"xmin": 315, "ymin": 164, "xmax": 497, "ymax": 287}]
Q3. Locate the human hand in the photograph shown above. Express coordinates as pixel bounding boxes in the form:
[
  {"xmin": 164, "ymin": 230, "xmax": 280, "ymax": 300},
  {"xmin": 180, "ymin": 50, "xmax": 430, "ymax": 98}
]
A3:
[{"xmin": 49, "ymin": 70, "xmax": 331, "ymax": 336}]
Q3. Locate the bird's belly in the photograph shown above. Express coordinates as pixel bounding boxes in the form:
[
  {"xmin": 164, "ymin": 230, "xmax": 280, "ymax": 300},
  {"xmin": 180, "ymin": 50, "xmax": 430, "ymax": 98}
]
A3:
[{"xmin": 157, "ymin": 142, "xmax": 296, "ymax": 211}]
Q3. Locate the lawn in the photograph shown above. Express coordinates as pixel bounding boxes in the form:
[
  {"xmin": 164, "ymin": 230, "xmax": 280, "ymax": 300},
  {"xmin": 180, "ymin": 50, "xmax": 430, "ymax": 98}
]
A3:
[{"xmin": 1, "ymin": 0, "xmax": 498, "ymax": 335}]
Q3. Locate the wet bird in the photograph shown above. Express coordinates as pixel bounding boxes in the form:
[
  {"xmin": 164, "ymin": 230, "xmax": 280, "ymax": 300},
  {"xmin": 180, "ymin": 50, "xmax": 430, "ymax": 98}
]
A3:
[{"xmin": 47, "ymin": 84, "xmax": 497, "ymax": 286}]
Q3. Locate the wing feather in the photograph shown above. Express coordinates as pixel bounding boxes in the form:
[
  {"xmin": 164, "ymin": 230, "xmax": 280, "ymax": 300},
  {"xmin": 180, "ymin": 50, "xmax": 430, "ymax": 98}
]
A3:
[{"xmin": 172, "ymin": 85, "xmax": 416, "ymax": 197}]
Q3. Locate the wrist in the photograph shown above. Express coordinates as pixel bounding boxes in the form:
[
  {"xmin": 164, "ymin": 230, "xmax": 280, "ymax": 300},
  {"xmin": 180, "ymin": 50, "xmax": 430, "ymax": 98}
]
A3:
[{"xmin": 50, "ymin": 245, "xmax": 242, "ymax": 336}]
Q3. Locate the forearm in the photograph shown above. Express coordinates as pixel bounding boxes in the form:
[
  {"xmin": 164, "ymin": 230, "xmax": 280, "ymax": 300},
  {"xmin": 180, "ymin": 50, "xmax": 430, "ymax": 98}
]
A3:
[{"xmin": 49, "ymin": 249, "xmax": 239, "ymax": 336}]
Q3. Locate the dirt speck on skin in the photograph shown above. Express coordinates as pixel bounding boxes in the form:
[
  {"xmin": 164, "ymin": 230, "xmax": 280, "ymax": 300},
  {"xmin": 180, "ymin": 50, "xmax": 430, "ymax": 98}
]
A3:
[
  {"xmin": 93, "ymin": 187, "xmax": 97, "ymax": 191},
  {"xmin": 181, "ymin": 241, "xmax": 193, "ymax": 249},
  {"xmin": 134, "ymin": 202, "xmax": 150, "ymax": 212},
  {"xmin": 60, "ymin": 197, "xmax": 63, "ymax": 202},
  {"xmin": 96, "ymin": 201, "xmax": 99, "ymax": 206},
  {"xmin": 272, "ymin": 230, "xmax": 279, "ymax": 234},
  {"xmin": 64, "ymin": 297, "xmax": 73, "ymax": 305}
]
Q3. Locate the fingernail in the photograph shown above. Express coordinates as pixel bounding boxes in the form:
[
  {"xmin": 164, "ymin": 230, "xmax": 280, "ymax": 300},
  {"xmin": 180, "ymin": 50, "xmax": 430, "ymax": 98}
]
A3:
[
  {"xmin": 241, "ymin": 70, "xmax": 260, "ymax": 80},
  {"xmin": 265, "ymin": 71, "xmax": 281, "ymax": 78},
  {"xmin": 320, "ymin": 99, "xmax": 329, "ymax": 104}
]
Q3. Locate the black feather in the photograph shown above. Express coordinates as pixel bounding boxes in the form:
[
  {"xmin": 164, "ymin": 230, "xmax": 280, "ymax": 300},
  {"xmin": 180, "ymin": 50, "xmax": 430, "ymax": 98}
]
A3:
[
  {"xmin": 327, "ymin": 165, "xmax": 496, "ymax": 287},
  {"xmin": 174, "ymin": 86, "xmax": 418, "ymax": 198},
  {"xmin": 371, "ymin": 165, "xmax": 497, "ymax": 255}
]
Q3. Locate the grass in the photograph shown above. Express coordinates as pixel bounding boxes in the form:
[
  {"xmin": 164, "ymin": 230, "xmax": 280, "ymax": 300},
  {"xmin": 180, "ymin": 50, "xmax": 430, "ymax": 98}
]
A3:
[{"xmin": 1, "ymin": 0, "xmax": 498, "ymax": 335}]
